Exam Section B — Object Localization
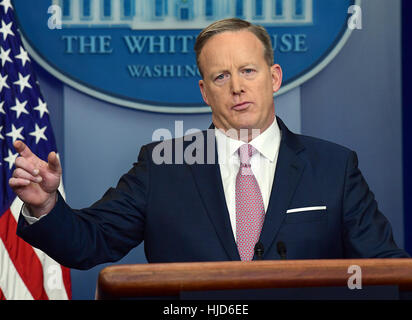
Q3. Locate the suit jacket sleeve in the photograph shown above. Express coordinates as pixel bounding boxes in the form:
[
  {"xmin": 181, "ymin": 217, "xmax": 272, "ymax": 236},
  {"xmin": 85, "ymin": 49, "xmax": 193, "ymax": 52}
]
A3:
[
  {"xmin": 342, "ymin": 151, "xmax": 409, "ymax": 258},
  {"xmin": 16, "ymin": 145, "xmax": 151, "ymax": 269}
]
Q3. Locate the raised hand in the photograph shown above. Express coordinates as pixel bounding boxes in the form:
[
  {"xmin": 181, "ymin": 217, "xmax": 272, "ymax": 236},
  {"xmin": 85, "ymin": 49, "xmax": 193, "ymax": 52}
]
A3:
[{"xmin": 9, "ymin": 140, "xmax": 62, "ymax": 218}]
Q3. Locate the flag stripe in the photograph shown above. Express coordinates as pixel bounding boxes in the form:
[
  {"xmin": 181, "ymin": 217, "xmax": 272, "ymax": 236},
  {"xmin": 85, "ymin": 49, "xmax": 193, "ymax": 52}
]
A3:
[
  {"xmin": 0, "ymin": 237, "xmax": 33, "ymax": 300},
  {"xmin": 9, "ymin": 194, "xmax": 23, "ymax": 222},
  {"xmin": 10, "ymin": 197, "xmax": 70, "ymax": 299},
  {"xmin": 32, "ymin": 245, "xmax": 70, "ymax": 300},
  {"xmin": 0, "ymin": 209, "xmax": 49, "ymax": 300},
  {"xmin": 61, "ymin": 266, "xmax": 72, "ymax": 300},
  {"xmin": 0, "ymin": 285, "xmax": 5, "ymax": 300}
]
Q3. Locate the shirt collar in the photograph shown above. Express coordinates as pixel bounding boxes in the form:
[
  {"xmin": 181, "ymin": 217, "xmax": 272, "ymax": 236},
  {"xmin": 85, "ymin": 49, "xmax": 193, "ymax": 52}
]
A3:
[
  {"xmin": 214, "ymin": 118, "xmax": 281, "ymax": 163},
  {"xmin": 249, "ymin": 119, "xmax": 280, "ymax": 162}
]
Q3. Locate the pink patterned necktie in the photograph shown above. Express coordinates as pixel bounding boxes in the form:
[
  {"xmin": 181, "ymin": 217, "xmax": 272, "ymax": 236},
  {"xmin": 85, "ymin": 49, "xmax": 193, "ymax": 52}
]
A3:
[{"xmin": 236, "ymin": 144, "xmax": 265, "ymax": 261}]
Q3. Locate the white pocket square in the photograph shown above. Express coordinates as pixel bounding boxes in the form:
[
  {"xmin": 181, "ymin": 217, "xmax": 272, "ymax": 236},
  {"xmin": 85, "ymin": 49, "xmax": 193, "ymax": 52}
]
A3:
[{"xmin": 286, "ymin": 206, "xmax": 327, "ymax": 214}]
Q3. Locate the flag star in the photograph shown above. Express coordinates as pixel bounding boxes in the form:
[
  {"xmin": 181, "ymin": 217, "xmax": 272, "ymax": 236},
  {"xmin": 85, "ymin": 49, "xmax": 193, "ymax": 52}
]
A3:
[
  {"xmin": 6, "ymin": 123, "xmax": 24, "ymax": 142},
  {"xmin": 10, "ymin": 97, "xmax": 28, "ymax": 118},
  {"xmin": 0, "ymin": 0, "xmax": 13, "ymax": 14},
  {"xmin": 33, "ymin": 98, "xmax": 49, "ymax": 118},
  {"xmin": 0, "ymin": 46, "xmax": 12, "ymax": 67},
  {"xmin": 0, "ymin": 20, "xmax": 14, "ymax": 41},
  {"xmin": 0, "ymin": 73, "xmax": 9, "ymax": 92},
  {"xmin": 15, "ymin": 46, "xmax": 30, "ymax": 67},
  {"xmin": 13, "ymin": 72, "xmax": 32, "ymax": 93},
  {"xmin": 4, "ymin": 148, "xmax": 18, "ymax": 170},
  {"xmin": 0, "ymin": 101, "xmax": 5, "ymax": 114},
  {"xmin": 0, "ymin": 125, "xmax": 4, "ymax": 140},
  {"xmin": 29, "ymin": 123, "xmax": 47, "ymax": 144}
]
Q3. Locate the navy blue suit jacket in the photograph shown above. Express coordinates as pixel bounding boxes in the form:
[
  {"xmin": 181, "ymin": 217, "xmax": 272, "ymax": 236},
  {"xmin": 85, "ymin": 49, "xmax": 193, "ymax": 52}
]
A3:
[{"xmin": 17, "ymin": 117, "xmax": 408, "ymax": 269}]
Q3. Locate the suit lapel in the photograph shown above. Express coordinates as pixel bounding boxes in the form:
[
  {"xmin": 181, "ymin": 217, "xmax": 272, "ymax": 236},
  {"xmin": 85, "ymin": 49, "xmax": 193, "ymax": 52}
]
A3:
[
  {"xmin": 188, "ymin": 129, "xmax": 240, "ymax": 261},
  {"xmin": 187, "ymin": 118, "xmax": 306, "ymax": 261},
  {"xmin": 259, "ymin": 117, "xmax": 306, "ymax": 258}
]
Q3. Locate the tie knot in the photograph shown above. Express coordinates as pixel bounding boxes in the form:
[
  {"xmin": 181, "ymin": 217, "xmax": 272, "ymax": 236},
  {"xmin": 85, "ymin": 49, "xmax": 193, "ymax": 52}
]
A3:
[{"xmin": 238, "ymin": 144, "xmax": 257, "ymax": 165}]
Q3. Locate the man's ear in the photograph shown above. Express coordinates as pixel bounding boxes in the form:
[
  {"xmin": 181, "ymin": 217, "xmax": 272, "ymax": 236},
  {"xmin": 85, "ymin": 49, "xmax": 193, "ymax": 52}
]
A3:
[
  {"xmin": 271, "ymin": 64, "xmax": 283, "ymax": 93},
  {"xmin": 199, "ymin": 79, "xmax": 209, "ymax": 105}
]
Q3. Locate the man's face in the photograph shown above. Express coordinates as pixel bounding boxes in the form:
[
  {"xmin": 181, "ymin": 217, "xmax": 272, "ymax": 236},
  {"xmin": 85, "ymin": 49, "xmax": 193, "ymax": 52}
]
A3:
[{"xmin": 198, "ymin": 30, "xmax": 282, "ymax": 135}]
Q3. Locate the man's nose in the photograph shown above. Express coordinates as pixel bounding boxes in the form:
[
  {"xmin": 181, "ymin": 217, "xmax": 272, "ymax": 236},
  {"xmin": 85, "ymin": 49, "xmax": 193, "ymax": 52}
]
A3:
[{"xmin": 230, "ymin": 74, "xmax": 244, "ymax": 95}]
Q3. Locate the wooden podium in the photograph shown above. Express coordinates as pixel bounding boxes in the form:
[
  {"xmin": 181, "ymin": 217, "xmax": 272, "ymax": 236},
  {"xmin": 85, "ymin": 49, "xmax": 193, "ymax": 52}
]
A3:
[{"xmin": 96, "ymin": 259, "xmax": 412, "ymax": 300}]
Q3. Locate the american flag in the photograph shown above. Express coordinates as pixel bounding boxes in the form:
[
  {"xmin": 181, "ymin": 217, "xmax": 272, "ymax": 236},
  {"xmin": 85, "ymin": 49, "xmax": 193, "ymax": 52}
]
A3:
[{"xmin": 0, "ymin": 0, "xmax": 71, "ymax": 299}]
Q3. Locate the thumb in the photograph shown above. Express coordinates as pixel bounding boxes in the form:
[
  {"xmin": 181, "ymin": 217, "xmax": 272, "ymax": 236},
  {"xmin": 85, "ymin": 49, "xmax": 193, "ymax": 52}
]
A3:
[{"xmin": 47, "ymin": 151, "xmax": 62, "ymax": 174}]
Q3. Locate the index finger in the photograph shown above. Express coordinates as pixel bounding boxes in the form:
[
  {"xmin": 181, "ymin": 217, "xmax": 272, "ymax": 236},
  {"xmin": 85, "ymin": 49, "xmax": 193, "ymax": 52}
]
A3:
[{"xmin": 14, "ymin": 140, "xmax": 34, "ymax": 158}]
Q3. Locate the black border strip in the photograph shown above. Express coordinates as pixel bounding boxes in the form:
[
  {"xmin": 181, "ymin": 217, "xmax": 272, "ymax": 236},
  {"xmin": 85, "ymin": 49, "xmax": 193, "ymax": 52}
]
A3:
[{"xmin": 402, "ymin": 0, "xmax": 412, "ymax": 254}]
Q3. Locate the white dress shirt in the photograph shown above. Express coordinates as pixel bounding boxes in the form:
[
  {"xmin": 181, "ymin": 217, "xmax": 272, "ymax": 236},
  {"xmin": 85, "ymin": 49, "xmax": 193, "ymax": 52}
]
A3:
[{"xmin": 215, "ymin": 119, "xmax": 282, "ymax": 241}]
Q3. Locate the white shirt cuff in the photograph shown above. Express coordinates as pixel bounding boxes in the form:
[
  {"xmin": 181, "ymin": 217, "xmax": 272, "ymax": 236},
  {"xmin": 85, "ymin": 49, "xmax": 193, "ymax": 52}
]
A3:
[{"xmin": 21, "ymin": 204, "xmax": 48, "ymax": 225}]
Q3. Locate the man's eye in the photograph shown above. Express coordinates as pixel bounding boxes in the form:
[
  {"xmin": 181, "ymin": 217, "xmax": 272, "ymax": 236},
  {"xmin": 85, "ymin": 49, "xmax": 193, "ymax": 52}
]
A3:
[
  {"xmin": 214, "ymin": 73, "xmax": 228, "ymax": 82},
  {"xmin": 243, "ymin": 68, "xmax": 255, "ymax": 74}
]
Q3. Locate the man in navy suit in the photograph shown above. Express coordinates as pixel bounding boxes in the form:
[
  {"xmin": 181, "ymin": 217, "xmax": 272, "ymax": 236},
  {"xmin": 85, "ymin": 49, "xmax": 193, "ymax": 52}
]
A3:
[{"xmin": 10, "ymin": 18, "xmax": 408, "ymax": 269}]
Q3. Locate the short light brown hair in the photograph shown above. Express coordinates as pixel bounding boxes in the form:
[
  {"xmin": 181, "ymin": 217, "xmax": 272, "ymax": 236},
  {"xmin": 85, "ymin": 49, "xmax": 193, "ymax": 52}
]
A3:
[{"xmin": 194, "ymin": 18, "xmax": 274, "ymax": 77}]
